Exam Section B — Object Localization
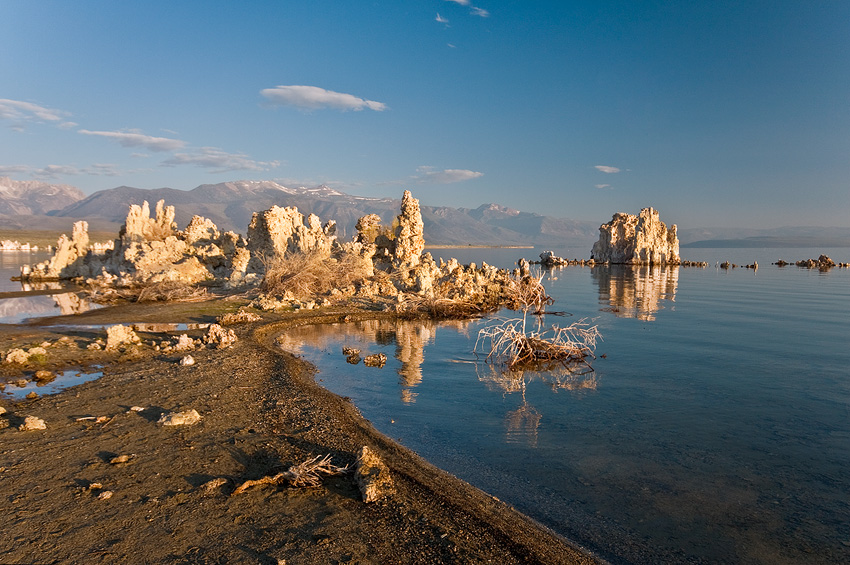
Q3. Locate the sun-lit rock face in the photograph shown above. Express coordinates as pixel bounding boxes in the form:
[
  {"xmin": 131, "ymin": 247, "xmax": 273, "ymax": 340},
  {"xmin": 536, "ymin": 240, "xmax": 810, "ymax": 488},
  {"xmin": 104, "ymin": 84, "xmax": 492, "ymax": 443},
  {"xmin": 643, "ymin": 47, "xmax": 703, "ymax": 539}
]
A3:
[
  {"xmin": 591, "ymin": 208, "xmax": 680, "ymax": 265},
  {"xmin": 22, "ymin": 199, "xmax": 249, "ymax": 286},
  {"xmin": 392, "ymin": 190, "xmax": 425, "ymax": 272},
  {"xmin": 246, "ymin": 205, "xmax": 337, "ymax": 271}
]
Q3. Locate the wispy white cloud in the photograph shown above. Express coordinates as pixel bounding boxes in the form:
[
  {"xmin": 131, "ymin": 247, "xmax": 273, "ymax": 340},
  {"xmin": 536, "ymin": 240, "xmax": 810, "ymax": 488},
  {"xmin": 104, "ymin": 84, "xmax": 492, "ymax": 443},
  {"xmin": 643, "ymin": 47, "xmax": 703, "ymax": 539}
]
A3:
[
  {"xmin": 594, "ymin": 165, "xmax": 621, "ymax": 174},
  {"xmin": 444, "ymin": 0, "xmax": 489, "ymax": 17},
  {"xmin": 162, "ymin": 147, "xmax": 280, "ymax": 173},
  {"xmin": 595, "ymin": 184, "xmax": 612, "ymax": 189},
  {"xmin": 414, "ymin": 166, "xmax": 483, "ymax": 184},
  {"xmin": 0, "ymin": 98, "xmax": 75, "ymax": 129},
  {"xmin": 28, "ymin": 163, "xmax": 124, "ymax": 179},
  {"xmin": 261, "ymin": 85, "xmax": 387, "ymax": 112},
  {"xmin": 436, "ymin": 13, "xmax": 449, "ymax": 24},
  {"xmin": 78, "ymin": 129, "xmax": 186, "ymax": 152},
  {"xmin": 0, "ymin": 165, "xmax": 31, "ymax": 175}
]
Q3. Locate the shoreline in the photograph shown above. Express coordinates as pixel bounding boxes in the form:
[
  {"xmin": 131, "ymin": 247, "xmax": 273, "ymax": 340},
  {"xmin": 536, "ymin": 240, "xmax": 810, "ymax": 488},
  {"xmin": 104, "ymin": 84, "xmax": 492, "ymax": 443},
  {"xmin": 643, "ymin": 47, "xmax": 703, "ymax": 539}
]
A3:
[
  {"xmin": 0, "ymin": 301, "xmax": 599, "ymax": 564},
  {"xmin": 424, "ymin": 244, "xmax": 535, "ymax": 249}
]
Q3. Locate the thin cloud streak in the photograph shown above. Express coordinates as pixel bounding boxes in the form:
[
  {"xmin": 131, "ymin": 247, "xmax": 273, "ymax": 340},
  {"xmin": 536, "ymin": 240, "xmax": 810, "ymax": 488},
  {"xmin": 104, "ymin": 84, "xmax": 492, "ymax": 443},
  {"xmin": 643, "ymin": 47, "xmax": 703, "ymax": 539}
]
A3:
[
  {"xmin": 444, "ymin": 0, "xmax": 489, "ymax": 17},
  {"xmin": 594, "ymin": 165, "xmax": 621, "ymax": 174},
  {"xmin": 414, "ymin": 166, "xmax": 483, "ymax": 184},
  {"xmin": 79, "ymin": 129, "xmax": 186, "ymax": 152},
  {"xmin": 261, "ymin": 85, "xmax": 387, "ymax": 112},
  {"xmin": 162, "ymin": 147, "xmax": 280, "ymax": 173},
  {"xmin": 0, "ymin": 98, "xmax": 75, "ymax": 129}
]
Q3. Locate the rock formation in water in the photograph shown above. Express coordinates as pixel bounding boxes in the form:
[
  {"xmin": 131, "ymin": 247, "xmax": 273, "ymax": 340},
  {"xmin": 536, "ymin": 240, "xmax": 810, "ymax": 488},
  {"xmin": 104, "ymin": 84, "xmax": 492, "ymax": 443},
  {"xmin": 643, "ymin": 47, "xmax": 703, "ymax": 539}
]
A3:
[{"xmin": 591, "ymin": 208, "xmax": 680, "ymax": 265}]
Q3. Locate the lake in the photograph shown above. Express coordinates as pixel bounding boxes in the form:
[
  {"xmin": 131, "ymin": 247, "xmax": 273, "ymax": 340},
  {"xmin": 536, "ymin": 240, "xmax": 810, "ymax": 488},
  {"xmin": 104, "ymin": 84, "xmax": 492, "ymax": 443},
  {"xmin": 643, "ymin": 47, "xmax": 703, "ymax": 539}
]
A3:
[{"xmin": 280, "ymin": 247, "xmax": 850, "ymax": 564}]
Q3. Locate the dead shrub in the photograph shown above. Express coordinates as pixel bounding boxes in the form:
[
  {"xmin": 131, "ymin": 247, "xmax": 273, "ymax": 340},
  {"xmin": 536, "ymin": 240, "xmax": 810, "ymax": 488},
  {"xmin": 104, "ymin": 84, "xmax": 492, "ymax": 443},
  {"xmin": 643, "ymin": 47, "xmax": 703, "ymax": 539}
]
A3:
[
  {"xmin": 261, "ymin": 251, "xmax": 372, "ymax": 300},
  {"xmin": 475, "ymin": 271, "xmax": 600, "ymax": 371},
  {"xmin": 232, "ymin": 454, "xmax": 350, "ymax": 494},
  {"xmin": 476, "ymin": 318, "xmax": 600, "ymax": 371}
]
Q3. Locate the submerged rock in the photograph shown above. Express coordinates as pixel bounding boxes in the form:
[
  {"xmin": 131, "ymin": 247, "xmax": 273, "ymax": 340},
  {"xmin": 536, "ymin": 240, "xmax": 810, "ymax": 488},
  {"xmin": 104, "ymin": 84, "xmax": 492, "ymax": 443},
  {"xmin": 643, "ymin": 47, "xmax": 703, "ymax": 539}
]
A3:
[{"xmin": 591, "ymin": 208, "xmax": 680, "ymax": 265}]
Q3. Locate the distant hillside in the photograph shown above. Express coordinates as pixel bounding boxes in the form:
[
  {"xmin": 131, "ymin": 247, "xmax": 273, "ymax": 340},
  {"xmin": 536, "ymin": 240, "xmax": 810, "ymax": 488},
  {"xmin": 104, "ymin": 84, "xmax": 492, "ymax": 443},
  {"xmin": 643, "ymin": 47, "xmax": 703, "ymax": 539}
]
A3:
[
  {"xmin": 0, "ymin": 177, "xmax": 84, "ymax": 215},
  {"xmin": 50, "ymin": 180, "xmax": 600, "ymax": 246},
  {"xmin": 680, "ymin": 226, "xmax": 850, "ymax": 248}
]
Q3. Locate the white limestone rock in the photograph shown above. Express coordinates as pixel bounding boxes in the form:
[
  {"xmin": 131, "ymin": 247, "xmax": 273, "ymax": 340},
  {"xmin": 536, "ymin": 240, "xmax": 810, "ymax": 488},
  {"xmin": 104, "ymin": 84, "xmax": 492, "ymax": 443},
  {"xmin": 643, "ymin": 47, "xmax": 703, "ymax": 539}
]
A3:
[
  {"xmin": 158, "ymin": 409, "xmax": 202, "ymax": 426},
  {"xmin": 591, "ymin": 207, "xmax": 680, "ymax": 265}
]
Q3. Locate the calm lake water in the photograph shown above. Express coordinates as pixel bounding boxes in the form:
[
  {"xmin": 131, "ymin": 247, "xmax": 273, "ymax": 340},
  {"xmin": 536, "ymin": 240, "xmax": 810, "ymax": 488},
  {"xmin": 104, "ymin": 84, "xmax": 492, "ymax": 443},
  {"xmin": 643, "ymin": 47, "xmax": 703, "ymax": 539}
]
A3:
[{"xmin": 281, "ymin": 247, "xmax": 850, "ymax": 564}]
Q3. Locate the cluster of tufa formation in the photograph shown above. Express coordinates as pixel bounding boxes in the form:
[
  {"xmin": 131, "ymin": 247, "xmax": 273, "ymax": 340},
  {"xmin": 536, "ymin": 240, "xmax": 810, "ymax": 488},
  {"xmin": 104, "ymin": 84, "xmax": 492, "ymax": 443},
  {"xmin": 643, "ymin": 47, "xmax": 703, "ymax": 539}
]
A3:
[
  {"xmin": 591, "ymin": 208, "xmax": 680, "ymax": 265},
  {"xmin": 21, "ymin": 201, "xmax": 250, "ymax": 287},
  {"xmin": 19, "ymin": 190, "xmax": 529, "ymax": 314}
]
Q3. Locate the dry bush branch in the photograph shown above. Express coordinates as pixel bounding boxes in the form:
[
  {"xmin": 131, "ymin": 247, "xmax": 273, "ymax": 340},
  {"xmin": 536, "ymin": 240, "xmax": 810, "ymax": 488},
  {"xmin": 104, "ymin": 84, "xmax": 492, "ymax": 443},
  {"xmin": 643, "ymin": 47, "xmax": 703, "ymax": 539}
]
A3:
[
  {"xmin": 262, "ymin": 251, "xmax": 372, "ymax": 300},
  {"xmin": 476, "ymin": 318, "xmax": 600, "ymax": 371},
  {"xmin": 396, "ymin": 295, "xmax": 490, "ymax": 319},
  {"xmin": 232, "ymin": 454, "xmax": 350, "ymax": 495},
  {"xmin": 503, "ymin": 273, "xmax": 554, "ymax": 314}
]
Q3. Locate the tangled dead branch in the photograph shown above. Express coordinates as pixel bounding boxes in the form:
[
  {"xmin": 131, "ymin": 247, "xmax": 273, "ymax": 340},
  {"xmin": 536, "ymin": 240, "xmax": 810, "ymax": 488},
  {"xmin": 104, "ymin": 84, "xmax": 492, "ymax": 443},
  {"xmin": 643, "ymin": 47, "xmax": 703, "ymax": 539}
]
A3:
[
  {"xmin": 476, "ymin": 318, "xmax": 600, "ymax": 370},
  {"xmin": 396, "ymin": 295, "xmax": 490, "ymax": 319},
  {"xmin": 261, "ymin": 251, "xmax": 372, "ymax": 300},
  {"xmin": 232, "ymin": 454, "xmax": 350, "ymax": 494}
]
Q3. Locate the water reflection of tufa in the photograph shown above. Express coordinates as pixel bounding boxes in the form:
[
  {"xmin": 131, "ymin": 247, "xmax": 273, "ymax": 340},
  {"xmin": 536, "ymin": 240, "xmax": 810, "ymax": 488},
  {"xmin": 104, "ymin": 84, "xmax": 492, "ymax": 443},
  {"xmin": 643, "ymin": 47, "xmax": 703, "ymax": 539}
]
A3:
[
  {"xmin": 593, "ymin": 264, "xmax": 678, "ymax": 321},
  {"xmin": 277, "ymin": 318, "xmax": 476, "ymax": 404}
]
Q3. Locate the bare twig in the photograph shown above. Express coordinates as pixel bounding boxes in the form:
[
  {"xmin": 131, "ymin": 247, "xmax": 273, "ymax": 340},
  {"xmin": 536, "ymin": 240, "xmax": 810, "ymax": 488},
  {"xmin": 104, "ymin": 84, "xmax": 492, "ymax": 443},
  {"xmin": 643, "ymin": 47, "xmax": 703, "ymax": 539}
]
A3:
[{"xmin": 232, "ymin": 454, "xmax": 350, "ymax": 495}]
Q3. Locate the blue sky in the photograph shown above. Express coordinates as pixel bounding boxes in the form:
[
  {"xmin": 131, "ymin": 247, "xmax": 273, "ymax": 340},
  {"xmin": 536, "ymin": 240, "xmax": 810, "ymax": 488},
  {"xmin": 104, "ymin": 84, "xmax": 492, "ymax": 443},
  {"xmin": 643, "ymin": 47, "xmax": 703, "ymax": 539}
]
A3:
[{"xmin": 1, "ymin": 0, "xmax": 848, "ymax": 229}]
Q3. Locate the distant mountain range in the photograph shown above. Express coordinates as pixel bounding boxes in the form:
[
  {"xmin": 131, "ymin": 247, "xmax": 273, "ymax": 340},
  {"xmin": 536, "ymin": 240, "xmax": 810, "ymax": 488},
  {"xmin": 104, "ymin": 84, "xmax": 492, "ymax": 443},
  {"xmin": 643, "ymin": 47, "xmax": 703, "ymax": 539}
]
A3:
[
  {"xmin": 0, "ymin": 176, "xmax": 84, "ymax": 216},
  {"xmin": 44, "ymin": 180, "xmax": 602, "ymax": 246},
  {"xmin": 1, "ymin": 177, "xmax": 848, "ymax": 248}
]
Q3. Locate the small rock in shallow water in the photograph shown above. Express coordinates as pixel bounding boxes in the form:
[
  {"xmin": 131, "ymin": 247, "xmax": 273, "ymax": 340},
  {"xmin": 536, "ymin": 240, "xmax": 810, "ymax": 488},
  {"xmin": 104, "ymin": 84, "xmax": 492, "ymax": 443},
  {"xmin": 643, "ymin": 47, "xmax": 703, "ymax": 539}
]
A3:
[
  {"xmin": 363, "ymin": 353, "xmax": 387, "ymax": 368},
  {"xmin": 180, "ymin": 355, "xmax": 195, "ymax": 366},
  {"xmin": 110, "ymin": 454, "xmax": 132, "ymax": 464},
  {"xmin": 158, "ymin": 409, "xmax": 202, "ymax": 426},
  {"xmin": 34, "ymin": 370, "xmax": 55, "ymax": 383}
]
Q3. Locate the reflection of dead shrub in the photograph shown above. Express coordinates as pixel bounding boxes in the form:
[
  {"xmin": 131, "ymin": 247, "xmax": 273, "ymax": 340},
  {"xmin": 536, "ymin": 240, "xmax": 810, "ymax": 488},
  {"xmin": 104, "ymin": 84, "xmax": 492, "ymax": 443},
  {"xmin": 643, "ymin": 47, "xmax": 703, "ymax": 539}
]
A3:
[{"xmin": 262, "ymin": 252, "xmax": 372, "ymax": 300}]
